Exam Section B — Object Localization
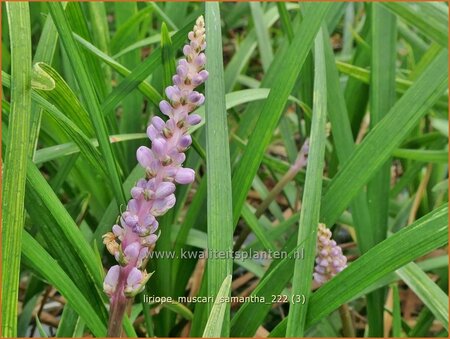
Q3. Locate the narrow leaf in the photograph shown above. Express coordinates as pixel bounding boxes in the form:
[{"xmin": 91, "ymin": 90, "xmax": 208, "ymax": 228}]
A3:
[
  {"xmin": 48, "ymin": 2, "xmax": 126, "ymax": 205},
  {"xmin": 2, "ymin": 3, "xmax": 32, "ymax": 336},
  {"xmin": 286, "ymin": 26, "xmax": 328, "ymax": 337},
  {"xmin": 202, "ymin": 275, "xmax": 232, "ymax": 338},
  {"xmin": 397, "ymin": 262, "xmax": 448, "ymax": 330},
  {"xmin": 205, "ymin": 4, "xmax": 234, "ymax": 334},
  {"xmin": 161, "ymin": 22, "xmax": 176, "ymax": 91}
]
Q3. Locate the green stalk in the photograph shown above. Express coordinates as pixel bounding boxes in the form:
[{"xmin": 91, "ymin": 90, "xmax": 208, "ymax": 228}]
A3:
[
  {"xmin": 233, "ymin": 141, "xmax": 308, "ymax": 251},
  {"xmin": 339, "ymin": 304, "xmax": 356, "ymax": 337}
]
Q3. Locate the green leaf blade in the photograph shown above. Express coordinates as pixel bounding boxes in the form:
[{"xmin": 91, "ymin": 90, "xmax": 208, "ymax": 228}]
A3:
[
  {"xmin": 286, "ymin": 26, "xmax": 329, "ymax": 337},
  {"xmin": 47, "ymin": 2, "xmax": 126, "ymax": 206},
  {"xmin": 202, "ymin": 275, "xmax": 232, "ymax": 338},
  {"xmin": 1, "ymin": 3, "xmax": 32, "ymax": 336},
  {"xmin": 365, "ymin": 4, "xmax": 397, "ymax": 336},
  {"xmin": 205, "ymin": 4, "xmax": 234, "ymax": 335}
]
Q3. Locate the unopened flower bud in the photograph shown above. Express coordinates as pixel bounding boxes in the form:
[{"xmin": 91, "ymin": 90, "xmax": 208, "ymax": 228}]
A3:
[
  {"xmin": 175, "ymin": 167, "xmax": 195, "ymax": 184},
  {"xmin": 186, "ymin": 114, "xmax": 202, "ymax": 126},
  {"xmin": 124, "ymin": 268, "xmax": 152, "ymax": 297},
  {"xmin": 159, "ymin": 100, "xmax": 173, "ymax": 116},
  {"xmin": 104, "ymin": 265, "xmax": 120, "ymax": 297},
  {"xmin": 136, "ymin": 146, "xmax": 154, "ymax": 169}
]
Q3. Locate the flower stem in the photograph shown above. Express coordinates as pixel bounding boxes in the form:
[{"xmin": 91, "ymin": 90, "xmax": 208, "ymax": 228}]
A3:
[
  {"xmin": 233, "ymin": 164, "xmax": 303, "ymax": 251},
  {"xmin": 107, "ymin": 293, "xmax": 128, "ymax": 337},
  {"xmin": 339, "ymin": 303, "xmax": 355, "ymax": 337}
]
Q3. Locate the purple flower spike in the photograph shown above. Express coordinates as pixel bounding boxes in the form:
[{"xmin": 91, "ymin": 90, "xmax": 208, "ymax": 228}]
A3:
[
  {"xmin": 103, "ymin": 18, "xmax": 207, "ymax": 334},
  {"xmin": 313, "ymin": 224, "xmax": 347, "ymax": 286},
  {"xmin": 193, "ymin": 70, "xmax": 209, "ymax": 86}
]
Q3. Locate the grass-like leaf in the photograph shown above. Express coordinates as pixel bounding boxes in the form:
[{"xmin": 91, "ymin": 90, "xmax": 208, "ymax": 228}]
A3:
[
  {"xmin": 364, "ymin": 4, "xmax": 397, "ymax": 336},
  {"xmin": 286, "ymin": 26, "xmax": 329, "ymax": 337},
  {"xmin": 322, "ymin": 23, "xmax": 373, "ymax": 253},
  {"xmin": 205, "ymin": 3, "xmax": 234, "ymax": 334},
  {"xmin": 34, "ymin": 316, "xmax": 49, "ymax": 337},
  {"xmin": 34, "ymin": 63, "xmax": 95, "ymax": 136},
  {"xmin": 382, "ymin": 2, "xmax": 447, "ymax": 47},
  {"xmin": 28, "ymin": 3, "xmax": 66, "ymax": 155},
  {"xmin": 1, "ymin": 3, "xmax": 32, "ymax": 336},
  {"xmin": 25, "ymin": 162, "xmax": 108, "ymax": 321},
  {"xmin": 112, "ymin": 1, "xmax": 144, "ymax": 174},
  {"xmin": 391, "ymin": 283, "xmax": 402, "ymax": 337},
  {"xmin": 249, "ymin": 2, "xmax": 273, "ymax": 72},
  {"xmin": 276, "ymin": 3, "xmax": 294, "ymax": 40},
  {"xmin": 202, "ymin": 275, "xmax": 232, "ymax": 338},
  {"xmin": 393, "ymin": 149, "xmax": 448, "ymax": 163},
  {"xmin": 230, "ymin": 238, "xmax": 305, "ymax": 337},
  {"xmin": 161, "ymin": 22, "xmax": 176, "ymax": 91},
  {"xmin": 31, "ymin": 63, "xmax": 55, "ymax": 91},
  {"xmin": 56, "ymin": 305, "xmax": 83, "ymax": 337},
  {"xmin": 74, "ymin": 34, "xmax": 163, "ymax": 107},
  {"xmin": 397, "ymin": 263, "xmax": 448, "ymax": 330},
  {"xmin": 48, "ymin": 2, "xmax": 126, "ymax": 205},
  {"xmin": 34, "ymin": 133, "xmax": 147, "ymax": 164}
]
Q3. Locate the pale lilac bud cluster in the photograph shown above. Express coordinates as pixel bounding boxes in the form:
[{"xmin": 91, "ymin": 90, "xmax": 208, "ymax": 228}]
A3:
[
  {"xmin": 313, "ymin": 223, "xmax": 347, "ymax": 285},
  {"xmin": 103, "ymin": 16, "xmax": 208, "ymax": 301}
]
